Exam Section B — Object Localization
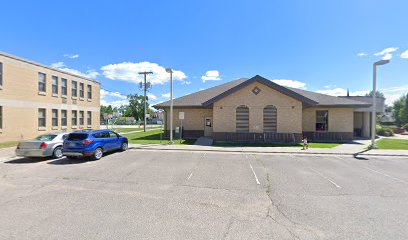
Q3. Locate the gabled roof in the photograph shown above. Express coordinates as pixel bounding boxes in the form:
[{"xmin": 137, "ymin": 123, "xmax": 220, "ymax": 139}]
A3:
[{"xmin": 154, "ymin": 75, "xmax": 371, "ymax": 108}]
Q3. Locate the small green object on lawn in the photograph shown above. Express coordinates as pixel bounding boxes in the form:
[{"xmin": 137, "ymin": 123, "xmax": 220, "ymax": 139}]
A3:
[{"xmin": 375, "ymin": 139, "xmax": 408, "ymax": 150}]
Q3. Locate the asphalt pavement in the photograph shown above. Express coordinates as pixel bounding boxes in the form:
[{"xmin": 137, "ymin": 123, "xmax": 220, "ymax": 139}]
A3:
[{"xmin": 0, "ymin": 150, "xmax": 407, "ymax": 239}]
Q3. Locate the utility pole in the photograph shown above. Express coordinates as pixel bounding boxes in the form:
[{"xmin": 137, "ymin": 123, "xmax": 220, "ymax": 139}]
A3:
[{"xmin": 138, "ymin": 71, "xmax": 153, "ymax": 132}]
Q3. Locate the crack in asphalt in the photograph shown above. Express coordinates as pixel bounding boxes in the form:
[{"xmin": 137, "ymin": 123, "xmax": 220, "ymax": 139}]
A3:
[{"xmin": 221, "ymin": 216, "xmax": 234, "ymax": 240}]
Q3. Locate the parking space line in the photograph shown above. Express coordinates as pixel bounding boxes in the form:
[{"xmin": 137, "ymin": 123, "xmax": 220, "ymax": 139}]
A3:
[
  {"xmin": 361, "ymin": 166, "xmax": 408, "ymax": 184},
  {"xmin": 249, "ymin": 162, "xmax": 260, "ymax": 185},
  {"xmin": 309, "ymin": 167, "xmax": 341, "ymax": 189}
]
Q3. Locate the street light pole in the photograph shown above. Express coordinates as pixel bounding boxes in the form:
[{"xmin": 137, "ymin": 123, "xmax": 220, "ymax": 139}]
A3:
[
  {"xmin": 166, "ymin": 68, "xmax": 174, "ymax": 144},
  {"xmin": 370, "ymin": 59, "xmax": 389, "ymax": 149}
]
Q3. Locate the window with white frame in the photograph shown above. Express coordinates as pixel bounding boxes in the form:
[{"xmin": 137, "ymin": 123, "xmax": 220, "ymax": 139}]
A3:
[
  {"xmin": 79, "ymin": 111, "xmax": 84, "ymax": 126},
  {"xmin": 38, "ymin": 73, "xmax": 46, "ymax": 92},
  {"xmin": 52, "ymin": 109, "xmax": 58, "ymax": 127},
  {"xmin": 87, "ymin": 84, "xmax": 92, "ymax": 99},
  {"xmin": 79, "ymin": 83, "xmax": 84, "ymax": 98},
  {"xmin": 87, "ymin": 111, "xmax": 92, "ymax": 126},
  {"xmin": 61, "ymin": 78, "xmax": 67, "ymax": 96},
  {"xmin": 72, "ymin": 110, "xmax": 77, "ymax": 126},
  {"xmin": 52, "ymin": 76, "xmax": 58, "ymax": 95},
  {"xmin": 0, "ymin": 106, "xmax": 3, "ymax": 129},
  {"xmin": 61, "ymin": 110, "xmax": 67, "ymax": 127},
  {"xmin": 0, "ymin": 62, "xmax": 3, "ymax": 87},
  {"xmin": 72, "ymin": 80, "xmax": 77, "ymax": 97},
  {"xmin": 38, "ymin": 108, "xmax": 46, "ymax": 127}
]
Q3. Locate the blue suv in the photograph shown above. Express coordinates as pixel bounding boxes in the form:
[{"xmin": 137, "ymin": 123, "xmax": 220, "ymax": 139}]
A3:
[{"xmin": 63, "ymin": 130, "xmax": 128, "ymax": 160}]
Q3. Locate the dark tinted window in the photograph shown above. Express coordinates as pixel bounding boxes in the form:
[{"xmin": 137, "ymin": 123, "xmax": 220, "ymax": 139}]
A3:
[
  {"xmin": 67, "ymin": 133, "xmax": 88, "ymax": 141},
  {"xmin": 109, "ymin": 132, "xmax": 118, "ymax": 138},
  {"xmin": 92, "ymin": 132, "xmax": 104, "ymax": 138}
]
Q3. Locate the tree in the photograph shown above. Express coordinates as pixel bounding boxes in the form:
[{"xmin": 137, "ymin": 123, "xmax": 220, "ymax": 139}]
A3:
[
  {"xmin": 127, "ymin": 94, "xmax": 148, "ymax": 121},
  {"xmin": 392, "ymin": 94, "xmax": 408, "ymax": 126},
  {"xmin": 365, "ymin": 90, "xmax": 385, "ymax": 98}
]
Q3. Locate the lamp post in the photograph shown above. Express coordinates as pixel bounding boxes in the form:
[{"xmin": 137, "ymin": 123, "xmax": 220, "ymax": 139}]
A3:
[
  {"xmin": 370, "ymin": 59, "xmax": 389, "ymax": 149},
  {"xmin": 165, "ymin": 68, "xmax": 174, "ymax": 144}
]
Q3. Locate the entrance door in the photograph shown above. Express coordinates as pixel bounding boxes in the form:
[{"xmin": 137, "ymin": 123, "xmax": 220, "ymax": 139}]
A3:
[{"xmin": 204, "ymin": 117, "xmax": 213, "ymax": 137}]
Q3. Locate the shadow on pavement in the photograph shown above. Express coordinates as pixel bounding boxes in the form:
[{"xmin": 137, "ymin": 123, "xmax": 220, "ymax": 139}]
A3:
[
  {"xmin": 5, "ymin": 157, "xmax": 52, "ymax": 164},
  {"xmin": 353, "ymin": 149, "xmax": 370, "ymax": 160},
  {"xmin": 48, "ymin": 157, "xmax": 91, "ymax": 165}
]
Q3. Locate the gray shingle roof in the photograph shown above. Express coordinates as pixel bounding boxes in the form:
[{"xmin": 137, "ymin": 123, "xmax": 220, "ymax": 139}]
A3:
[{"xmin": 154, "ymin": 75, "xmax": 371, "ymax": 108}]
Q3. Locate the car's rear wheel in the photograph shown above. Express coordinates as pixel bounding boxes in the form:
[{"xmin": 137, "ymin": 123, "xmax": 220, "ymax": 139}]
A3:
[
  {"xmin": 52, "ymin": 147, "xmax": 63, "ymax": 159},
  {"xmin": 120, "ymin": 142, "xmax": 128, "ymax": 151},
  {"xmin": 92, "ymin": 147, "xmax": 103, "ymax": 160}
]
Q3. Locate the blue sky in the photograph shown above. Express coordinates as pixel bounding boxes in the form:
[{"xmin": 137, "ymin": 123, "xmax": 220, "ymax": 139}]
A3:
[{"xmin": 1, "ymin": 0, "xmax": 407, "ymax": 106}]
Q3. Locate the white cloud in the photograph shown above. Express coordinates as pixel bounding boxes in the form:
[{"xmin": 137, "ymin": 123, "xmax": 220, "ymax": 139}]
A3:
[
  {"xmin": 382, "ymin": 53, "xmax": 393, "ymax": 60},
  {"xmin": 162, "ymin": 93, "xmax": 170, "ymax": 98},
  {"xmin": 147, "ymin": 93, "xmax": 157, "ymax": 100},
  {"xmin": 201, "ymin": 70, "xmax": 221, "ymax": 82},
  {"xmin": 101, "ymin": 62, "xmax": 187, "ymax": 85},
  {"xmin": 400, "ymin": 50, "xmax": 408, "ymax": 59},
  {"xmin": 272, "ymin": 79, "xmax": 306, "ymax": 89},
  {"xmin": 64, "ymin": 54, "xmax": 80, "ymax": 59},
  {"xmin": 316, "ymin": 88, "xmax": 369, "ymax": 96},
  {"xmin": 100, "ymin": 99, "xmax": 129, "ymax": 108},
  {"xmin": 101, "ymin": 89, "xmax": 127, "ymax": 99},
  {"xmin": 110, "ymin": 92, "xmax": 127, "ymax": 99},
  {"xmin": 181, "ymin": 81, "xmax": 192, "ymax": 85},
  {"xmin": 59, "ymin": 67, "xmax": 99, "ymax": 79},
  {"xmin": 384, "ymin": 93, "xmax": 404, "ymax": 105},
  {"xmin": 51, "ymin": 62, "xmax": 66, "ymax": 68},
  {"xmin": 51, "ymin": 61, "xmax": 99, "ymax": 79},
  {"xmin": 357, "ymin": 52, "xmax": 367, "ymax": 57},
  {"xmin": 374, "ymin": 47, "xmax": 398, "ymax": 56},
  {"xmin": 316, "ymin": 85, "xmax": 408, "ymax": 105},
  {"xmin": 316, "ymin": 88, "xmax": 348, "ymax": 96}
]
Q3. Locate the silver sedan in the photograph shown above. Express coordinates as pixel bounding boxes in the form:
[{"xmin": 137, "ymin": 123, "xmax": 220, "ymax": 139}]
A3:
[{"xmin": 15, "ymin": 132, "xmax": 70, "ymax": 159}]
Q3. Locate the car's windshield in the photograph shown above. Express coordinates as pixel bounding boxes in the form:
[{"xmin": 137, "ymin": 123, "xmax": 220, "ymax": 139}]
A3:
[
  {"xmin": 34, "ymin": 134, "xmax": 57, "ymax": 141},
  {"xmin": 67, "ymin": 133, "xmax": 89, "ymax": 141}
]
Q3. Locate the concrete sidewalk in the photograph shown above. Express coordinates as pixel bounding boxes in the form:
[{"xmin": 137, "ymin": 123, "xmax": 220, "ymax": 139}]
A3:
[{"xmin": 128, "ymin": 141, "xmax": 408, "ymax": 157}]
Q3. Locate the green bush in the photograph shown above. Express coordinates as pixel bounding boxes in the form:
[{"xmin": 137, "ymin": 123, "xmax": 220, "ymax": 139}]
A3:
[{"xmin": 376, "ymin": 125, "xmax": 394, "ymax": 136}]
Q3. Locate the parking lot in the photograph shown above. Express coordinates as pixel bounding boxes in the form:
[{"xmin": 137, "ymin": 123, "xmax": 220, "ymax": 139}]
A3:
[{"xmin": 0, "ymin": 150, "xmax": 407, "ymax": 240}]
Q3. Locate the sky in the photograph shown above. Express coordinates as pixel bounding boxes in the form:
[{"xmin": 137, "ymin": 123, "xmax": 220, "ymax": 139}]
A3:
[{"xmin": 1, "ymin": 0, "xmax": 408, "ymax": 107}]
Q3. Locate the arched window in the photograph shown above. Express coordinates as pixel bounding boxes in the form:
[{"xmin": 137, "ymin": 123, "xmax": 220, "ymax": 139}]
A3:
[
  {"xmin": 236, "ymin": 105, "xmax": 249, "ymax": 132},
  {"xmin": 263, "ymin": 105, "xmax": 277, "ymax": 132}
]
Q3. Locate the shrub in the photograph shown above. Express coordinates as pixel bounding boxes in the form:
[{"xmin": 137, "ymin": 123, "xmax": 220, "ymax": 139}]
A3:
[{"xmin": 376, "ymin": 125, "xmax": 394, "ymax": 136}]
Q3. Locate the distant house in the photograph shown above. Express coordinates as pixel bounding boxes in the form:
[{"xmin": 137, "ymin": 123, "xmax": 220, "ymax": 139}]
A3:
[{"xmin": 154, "ymin": 75, "xmax": 384, "ymax": 142}]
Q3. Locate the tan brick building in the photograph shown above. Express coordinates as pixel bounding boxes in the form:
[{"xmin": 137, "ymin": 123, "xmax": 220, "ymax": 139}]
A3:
[
  {"xmin": 154, "ymin": 75, "xmax": 384, "ymax": 143},
  {"xmin": 0, "ymin": 52, "xmax": 100, "ymax": 142}
]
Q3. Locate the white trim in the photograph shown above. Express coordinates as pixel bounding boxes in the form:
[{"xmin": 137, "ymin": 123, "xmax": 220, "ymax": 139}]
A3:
[
  {"xmin": 38, "ymin": 91, "xmax": 46, "ymax": 96},
  {"xmin": 38, "ymin": 127, "xmax": 46, "ymax": 131}
]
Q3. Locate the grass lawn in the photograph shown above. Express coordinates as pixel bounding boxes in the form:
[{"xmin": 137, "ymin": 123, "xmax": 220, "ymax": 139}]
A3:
[
  {"xmin": 214, "ymin": 142, "xmax": 341, "ymax": 148},
  {"xmin": 0, "ymin": 141, "xmax": 19, "ymax": 149},
  {"xmin": 375, "ymin": 138, "xmax": 408, "ymax": 150},
  {"xmin": 112, "ymin": 128, "xmax": 142, "ymax": 133},
  {"xmin": 126, "ymin": 129, "xmax": 195, "ymax": 145}
]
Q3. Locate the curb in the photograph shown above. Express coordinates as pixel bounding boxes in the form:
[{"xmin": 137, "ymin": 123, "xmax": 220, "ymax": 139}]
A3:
[{"xmin": 128, "ymin": 146, "xmax": 408, "ymax": 157}]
